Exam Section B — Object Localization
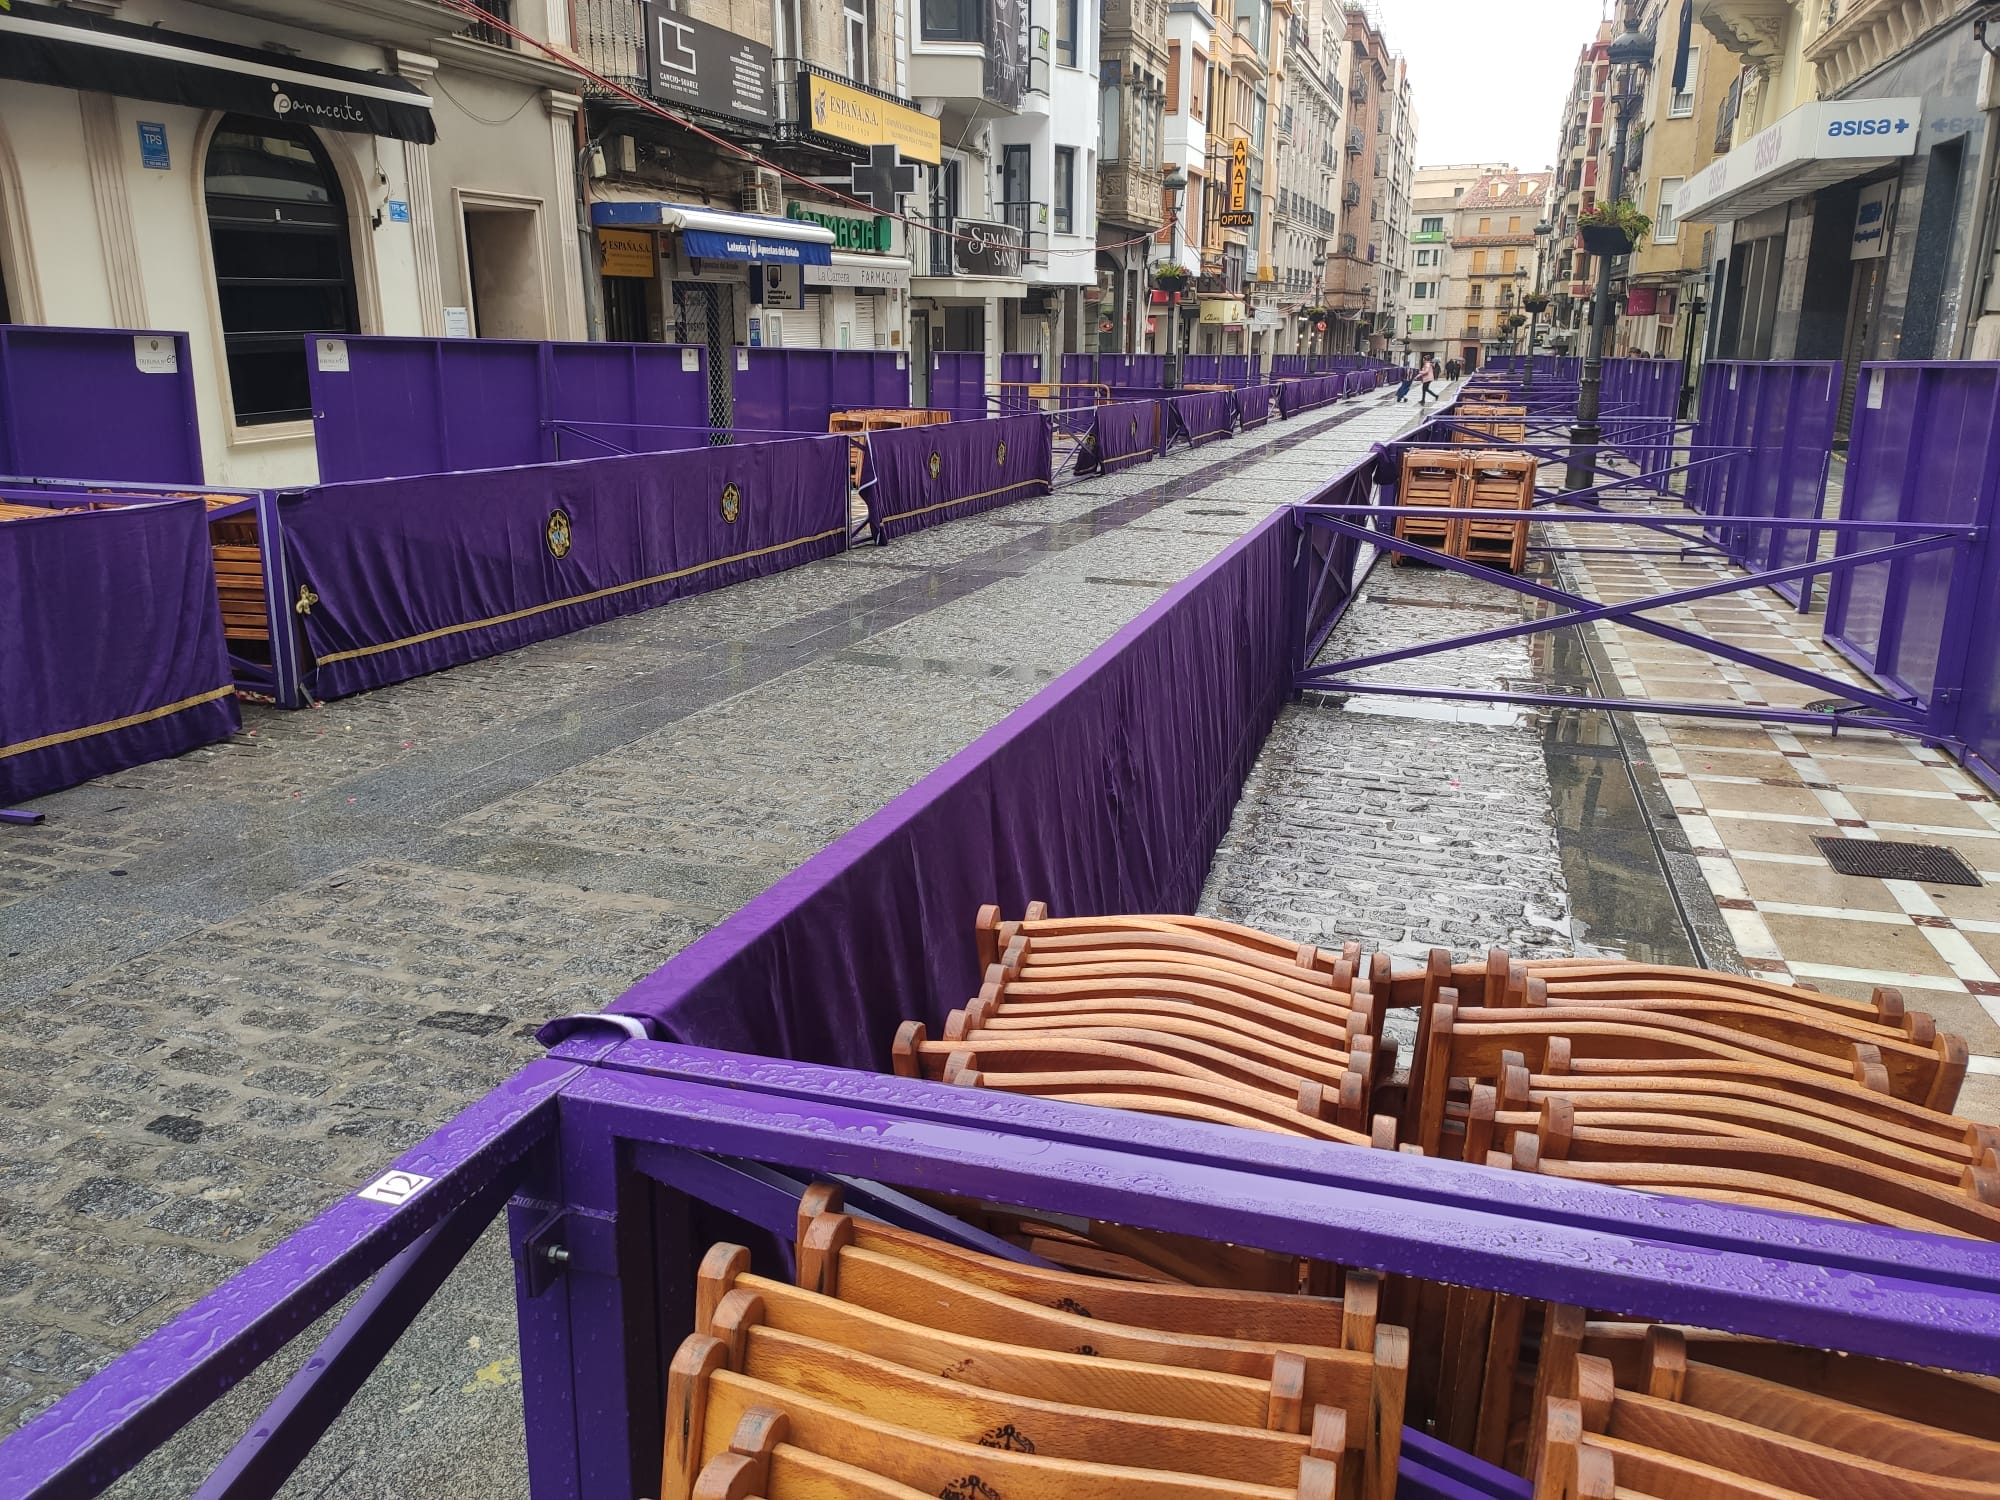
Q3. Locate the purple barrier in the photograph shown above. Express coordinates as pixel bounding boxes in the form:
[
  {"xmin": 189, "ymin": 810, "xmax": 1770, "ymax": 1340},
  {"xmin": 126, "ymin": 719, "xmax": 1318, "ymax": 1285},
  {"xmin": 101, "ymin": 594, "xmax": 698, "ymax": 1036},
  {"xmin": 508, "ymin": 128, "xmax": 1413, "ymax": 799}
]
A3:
[
  {"xmin": 999, "ymin": 352, "xmax": 1041, "ymax": 387},
  {"xmin": 734, "ymin": 348, "xmax": 911, "ymax": 435},
  {"xmin": 1271, "ymin": 354, "xmax": 1308, "ymax": 379},
  {"xmin": 1688, "ymin": 361, "xmax": 1837, "ymax": 604},
  {"xmin": 1168, "ymin": 389, "xmax": 1235, "ymax": 448},
  {"xmin": 1235, "ymin": 384, "xmax": 1276, "ymax": 429},
  {"xmin": 611, "ymin": 502, "xmax": 1300, "ymax": 1066},
  {"xmin": 307, "ymin": 336, "xmax": 713, "ymax": 481},
  {"xmin": 1179, "ymin": 354, "xmax": 1221, "ymax": 385},
  {"xmin": 1, "ymin": 499, "xmax": 239, "ymax": 802},
  {"xmin": 281, "ymin": 436, "xmax": 847, "ymax": 699},
  {"xmin": 1298, "ymin": 445, "xmax": 1387, "ymax": 660},
  {"xmin": 1059, "ymin": 352, "xmax": 1095, "ymax": 389},
  {"xmin": 864, "ymin": 413, "xmax": 1053, "ymax": 540},
  {"xmin": 1076, "ymin": 399, "xmax": 1161, "ymax": 476},
  {"xmin": 1600, "ymin": 357, "xmax": 1684, "ymax": 491},
  {"xmin": 1279, "ymin": 375, "xmax": 1343, "ymax": 417},
  {"xmin": 0, "ymin": 326, "xmax": 203, "ymax": 484},
  {"xmin": 926, "ymin": 351, "xmax": 986, "ymax": 415},
  {"xmin": 1824, "ymin": 363, "xmax": 2000, "ymax": 733}
]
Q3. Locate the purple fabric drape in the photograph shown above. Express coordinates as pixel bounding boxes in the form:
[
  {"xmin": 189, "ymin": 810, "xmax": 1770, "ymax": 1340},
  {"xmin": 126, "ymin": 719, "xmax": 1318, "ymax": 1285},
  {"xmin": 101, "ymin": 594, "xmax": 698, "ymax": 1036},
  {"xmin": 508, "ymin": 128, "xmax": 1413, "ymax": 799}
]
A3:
[
  {"xmin": 1235, "ymin": 384, "xmax": 1276, "ymax": 429},
  {"xmin": 732, "ymin": 350, "xmax": 912, "ymax": 435},
  {"xmin": 609, "ymin": 506, "xmax": 1302, "ymax": 1067},
  {"xmin": 1078, "ymin": 400, "xmax": 1162, "ymax": 476},
  {"xmin": 1, "ymin": 500, "xmax": 239, "ymax": 802},
  {"xmin": 1169, "ymin": 391, "xmax": 1235, "ymax": 448},
  {"xmin": 0, "ymin": 326, "xmax": 203, "ymax": 484},
  {"xmin": 283, "ymin": 437, "xmax": 848, "ymax": 700},
  {"xmin": 867, "ymin": 414, "xmax": 1053, "ymax": 541}
]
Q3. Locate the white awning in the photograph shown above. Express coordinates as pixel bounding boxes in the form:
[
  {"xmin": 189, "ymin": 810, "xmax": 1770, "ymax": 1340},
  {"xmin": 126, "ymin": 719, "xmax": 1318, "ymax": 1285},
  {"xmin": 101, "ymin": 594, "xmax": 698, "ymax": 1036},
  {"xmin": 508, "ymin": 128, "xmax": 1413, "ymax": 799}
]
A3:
[
  {"xmin": 1675, "ymin": 98, "xmax": 1920, "ymax": 225},
  {"xmin": 805, "ymin": 252, "xmax": 912, "ymax": 290}
]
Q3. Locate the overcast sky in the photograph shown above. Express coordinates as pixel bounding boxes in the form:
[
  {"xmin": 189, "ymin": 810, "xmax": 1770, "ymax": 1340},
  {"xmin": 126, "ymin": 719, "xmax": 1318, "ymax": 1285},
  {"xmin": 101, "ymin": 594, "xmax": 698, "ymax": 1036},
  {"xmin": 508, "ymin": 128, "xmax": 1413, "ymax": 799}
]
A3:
[{"xmin": 1374, "ymin": 0, "xmax": 1614, "ymax": 172}]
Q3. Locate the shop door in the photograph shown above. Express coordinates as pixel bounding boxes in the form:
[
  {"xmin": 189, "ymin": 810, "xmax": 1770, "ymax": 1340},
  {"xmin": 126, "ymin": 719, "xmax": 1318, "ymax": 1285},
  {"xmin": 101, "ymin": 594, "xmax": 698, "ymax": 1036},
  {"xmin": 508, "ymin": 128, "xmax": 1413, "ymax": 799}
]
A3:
[
  {"xmin": 851, "ymin": 295, "xmax": 878, "ymax": 349},
  {"xmin": 1836, "ymin": 258, "xmax": 1883, "ymax": 441},
  {"xmin": 674, "ymin": 280, "xmax": 735, "ymax": 440}
]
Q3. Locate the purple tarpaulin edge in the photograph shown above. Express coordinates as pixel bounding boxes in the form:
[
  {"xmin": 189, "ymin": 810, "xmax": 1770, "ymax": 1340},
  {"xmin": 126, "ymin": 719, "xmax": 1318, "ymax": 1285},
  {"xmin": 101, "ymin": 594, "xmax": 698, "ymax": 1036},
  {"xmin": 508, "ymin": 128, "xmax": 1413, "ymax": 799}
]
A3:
[
  {"xmin": 282, "ymin": 437, "xmax": 848, "ymax": 700},
  {"xmin": 1, "ymin": 499, "xmax": 240, "ymax": 803},
  {"xmin": 1079, "ymin": 399, "xmax": 1162, "ymax": 476},
  {"xmin": 1169, "ymin": 390, "xmax": 1236, "ymax": 448},
  {"xmin": 867, "ymin": 413, "xmax": 1053, "ymax": 541},
  {"xmin": 607, "ymin": 501, "xmax": 1301, "ymax": 1067}
]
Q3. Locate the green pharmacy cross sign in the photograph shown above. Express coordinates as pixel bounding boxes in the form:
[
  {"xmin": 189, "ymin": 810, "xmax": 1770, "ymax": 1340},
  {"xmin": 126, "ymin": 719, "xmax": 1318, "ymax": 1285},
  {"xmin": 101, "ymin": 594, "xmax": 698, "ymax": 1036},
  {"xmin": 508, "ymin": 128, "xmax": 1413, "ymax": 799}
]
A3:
[{"xmin": 787, "ymin": 200, "xmax": 893, "ymax": 253}]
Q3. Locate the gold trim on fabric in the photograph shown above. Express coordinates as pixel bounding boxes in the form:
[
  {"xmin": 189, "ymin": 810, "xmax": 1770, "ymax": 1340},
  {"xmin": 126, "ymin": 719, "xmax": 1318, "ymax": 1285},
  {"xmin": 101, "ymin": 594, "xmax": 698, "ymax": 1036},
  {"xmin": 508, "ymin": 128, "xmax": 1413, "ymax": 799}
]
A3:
[
  {"xmin": 314, "ymin": 527, "xmax": 844, "ymax": 665},
  {"xmin": 0, "ymin": 685, "xmax": 235, "ymax": 761}
]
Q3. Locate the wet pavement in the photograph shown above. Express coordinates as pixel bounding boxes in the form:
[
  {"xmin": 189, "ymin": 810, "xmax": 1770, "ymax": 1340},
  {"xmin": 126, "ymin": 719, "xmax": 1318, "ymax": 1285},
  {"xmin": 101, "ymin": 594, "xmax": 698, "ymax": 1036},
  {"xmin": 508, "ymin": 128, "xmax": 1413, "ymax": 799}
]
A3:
[{"xmin": 0, "ymin": 391, "xmax": 1416, "ymax": 1493}]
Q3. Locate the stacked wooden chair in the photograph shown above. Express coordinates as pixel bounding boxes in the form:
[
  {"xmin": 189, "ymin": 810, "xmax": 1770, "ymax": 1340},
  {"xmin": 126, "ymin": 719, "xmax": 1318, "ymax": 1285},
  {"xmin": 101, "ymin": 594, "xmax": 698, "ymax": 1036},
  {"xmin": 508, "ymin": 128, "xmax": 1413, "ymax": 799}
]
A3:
[
  {"xmin": 662, "ymin": 1187, "xmax": 1410, "ymax": 1500},
  {"xmin": 1452, "ymin": 404, "xmax": 1528, "ymax": 445},
  {"xmin": 1393, "ymin": 451, "xmax": 1465, "ymax": 564},
  {"xmin": 1458, "ymin": 452, "xmax": 1535, "ymax": 572},
  {"xmin": 1528, "ymin": 1315, "xmax": 2000, "ymax": 1499},
  {"xmin": 893, "ymin": 904, "xmax": 1390, "ymax": 1140}
]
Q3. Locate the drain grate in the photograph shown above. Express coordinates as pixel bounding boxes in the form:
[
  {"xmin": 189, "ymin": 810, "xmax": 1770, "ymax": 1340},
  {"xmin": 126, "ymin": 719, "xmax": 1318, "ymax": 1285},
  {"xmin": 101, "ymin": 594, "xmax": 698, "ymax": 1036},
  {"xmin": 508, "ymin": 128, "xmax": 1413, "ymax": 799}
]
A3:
[{"xmin": 1813, "ymin": 836, "xmax": 1984, "ymax": 887}]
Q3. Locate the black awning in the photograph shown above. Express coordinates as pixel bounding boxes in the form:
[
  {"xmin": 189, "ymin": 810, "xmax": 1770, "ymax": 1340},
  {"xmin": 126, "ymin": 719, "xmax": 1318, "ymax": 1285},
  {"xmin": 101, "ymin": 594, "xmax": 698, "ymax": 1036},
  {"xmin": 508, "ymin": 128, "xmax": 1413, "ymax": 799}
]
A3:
[{"xmin": 0, "ymin": 1, "xmax": 436, "ymax": 143}]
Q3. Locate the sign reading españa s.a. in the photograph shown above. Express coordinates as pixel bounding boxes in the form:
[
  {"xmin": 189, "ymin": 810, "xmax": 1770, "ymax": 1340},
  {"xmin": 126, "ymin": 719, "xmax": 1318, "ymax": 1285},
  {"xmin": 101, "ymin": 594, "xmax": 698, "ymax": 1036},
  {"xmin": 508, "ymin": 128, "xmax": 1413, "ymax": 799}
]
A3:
[{"xmin": 801, "ymin": 74, "xmax": 942, "ymax": 165}]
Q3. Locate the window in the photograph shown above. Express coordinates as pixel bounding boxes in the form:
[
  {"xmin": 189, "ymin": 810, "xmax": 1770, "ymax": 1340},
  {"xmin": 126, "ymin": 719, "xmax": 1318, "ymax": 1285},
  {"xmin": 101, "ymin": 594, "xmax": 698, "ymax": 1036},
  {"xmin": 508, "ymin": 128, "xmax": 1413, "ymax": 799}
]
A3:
[
  {"xmin": 1655, "ymin": 177, "xmax": 1683, "ymax": 242},
  {"xmin": 1100, "ymin": 79, "xmax": 1121, "ymax": 160},
  {"xmin": 204, "ymin": 114, "xmax": 357, "ymax": 426},
  {"xmin": 1670, "ymin": 49, "xmax": 1697, "ymax": 117},
  {"xmin": 1501, "ymin": 248, "xmax": 1518, "ymax": 273},
  {"xmin": 1508, "ymin": 215, "xmax": 1521, "ymax": 233},
  {"xmin": 1167, "ymin": 41, "xmax": 1180, "ymax": 113},
  {"xmin": 1191, "ymin": 51, "xmax": 1206, "ymax": 119},
  {"xmin": 921, "ymin": 0, "xmax": 978, "ymax": 42},
  {"xmin": 843, "ymin": 0, "xmax": 870, "ymax": 83},
  {"xmin": 1478, "ymin": 216, "xmax": 1491, "ymax": 234},
  {"xmin": 1419, "ymin": 215, "xmax": 1443, "ymax": 234},
  {"xmin": 774, "ymin": 0, "xmax": 804, "ymax": 58},
  {"xmin": 1471, "ymin": 249, "xmax": 1487, "ymax": 273},
  {"xmin": 1055, "ymin": 0, "xmax": 1076, "ymax": 66},
  {"xmin": 1055, "ymin": 146, "xmax": 1075, "ymax": 234}
]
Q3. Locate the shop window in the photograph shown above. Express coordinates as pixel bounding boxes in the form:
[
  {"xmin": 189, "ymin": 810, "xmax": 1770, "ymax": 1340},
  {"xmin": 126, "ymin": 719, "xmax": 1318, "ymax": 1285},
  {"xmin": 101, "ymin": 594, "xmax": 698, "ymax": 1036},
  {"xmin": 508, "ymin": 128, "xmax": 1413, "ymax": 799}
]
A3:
[
  {"xmin": 204, "ymin": 114, "xmax": 357, "ymax": 426},
  {"xmin": 1055, "ymin": 0, "xmax": 1076, "ymax": 66}
]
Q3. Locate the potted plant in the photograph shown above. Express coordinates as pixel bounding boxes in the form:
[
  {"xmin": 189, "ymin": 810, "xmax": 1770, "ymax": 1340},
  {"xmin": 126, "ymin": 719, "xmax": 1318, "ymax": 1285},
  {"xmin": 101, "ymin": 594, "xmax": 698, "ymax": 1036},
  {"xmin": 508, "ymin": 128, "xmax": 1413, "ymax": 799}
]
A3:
[
  {"xmin": 1508, "ymin": 312, "xmax": 1529, "ymax": 330},
  {"xmin": 1151, "ymin": 260, "xmax": 1192, "ymax": 293},
  {"xmin": 1579, "ymin": 200, "xmax": 1650, "ymax": 258},
  {"xmin": 1522, "ymin": 292, "xmax": 1550, "ymax": 315}
]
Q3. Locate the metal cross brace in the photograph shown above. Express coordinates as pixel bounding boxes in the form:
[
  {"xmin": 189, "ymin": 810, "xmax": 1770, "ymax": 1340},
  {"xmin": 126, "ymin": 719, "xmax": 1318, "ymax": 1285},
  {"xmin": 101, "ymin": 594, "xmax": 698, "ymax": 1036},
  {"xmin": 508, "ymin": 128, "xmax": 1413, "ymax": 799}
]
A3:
[{"xmin": 1293, "ymin": 506, "xmax": 1972, "ymax": 733}]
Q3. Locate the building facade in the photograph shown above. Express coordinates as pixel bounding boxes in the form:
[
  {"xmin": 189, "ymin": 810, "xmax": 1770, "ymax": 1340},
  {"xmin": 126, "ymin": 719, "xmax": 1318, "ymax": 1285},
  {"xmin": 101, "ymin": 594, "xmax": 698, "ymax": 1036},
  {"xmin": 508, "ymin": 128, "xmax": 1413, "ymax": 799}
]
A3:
[
  {"xmin": 1321, "ymin": 5, "xmax": 1410, "ymax": 353},
  {"xmin": 1096, "ymin": 0, "xmax": 1169, "ymax": 354},
  {"xmin": 0, "ymin": 0, "xmax": 585, "ymax": 486},
  {"xmin": 1405, "ymin": 162, "xmax": 1510, "ymax": 365}
]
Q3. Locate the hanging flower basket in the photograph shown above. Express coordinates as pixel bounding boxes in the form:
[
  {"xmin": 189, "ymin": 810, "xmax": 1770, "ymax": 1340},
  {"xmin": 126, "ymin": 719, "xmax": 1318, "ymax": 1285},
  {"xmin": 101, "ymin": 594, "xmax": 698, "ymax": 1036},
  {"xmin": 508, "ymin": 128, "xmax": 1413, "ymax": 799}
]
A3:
[
  {"xmin": 1151, "ymin": 262, "xmax": 1192, "ymax": 293},
  {"xmin": 1522, "ymin": 293, "xmax": 1550, "ymax": 315},
  {"xmin": 1580, "ymin": 225, "xmax": 1633, "ymax": 257}
]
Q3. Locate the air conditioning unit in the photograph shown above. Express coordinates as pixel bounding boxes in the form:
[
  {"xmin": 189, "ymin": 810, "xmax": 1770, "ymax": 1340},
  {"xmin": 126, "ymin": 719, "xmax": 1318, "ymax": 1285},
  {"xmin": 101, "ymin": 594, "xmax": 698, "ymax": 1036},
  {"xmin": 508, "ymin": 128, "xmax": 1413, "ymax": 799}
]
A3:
[
  {"xmin": 740, "ymin": 166, "xmax": 783, "ymax": 216},
  {"xmin": 613, "ymin": 135, "xmax": 638, "ymax": 174}
]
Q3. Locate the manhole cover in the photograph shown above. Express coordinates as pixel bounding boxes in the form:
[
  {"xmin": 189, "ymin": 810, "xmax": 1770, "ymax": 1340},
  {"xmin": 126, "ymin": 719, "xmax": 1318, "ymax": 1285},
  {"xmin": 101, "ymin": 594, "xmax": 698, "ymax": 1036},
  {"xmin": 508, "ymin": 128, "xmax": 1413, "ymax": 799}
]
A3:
[
  {"xmin": 1801, "ymin": 696, "xmax": 1896, "ymax": 719},
  {"xmin": 1813, "ymin": 836, "xmax": 1983, "ymax": 887}
]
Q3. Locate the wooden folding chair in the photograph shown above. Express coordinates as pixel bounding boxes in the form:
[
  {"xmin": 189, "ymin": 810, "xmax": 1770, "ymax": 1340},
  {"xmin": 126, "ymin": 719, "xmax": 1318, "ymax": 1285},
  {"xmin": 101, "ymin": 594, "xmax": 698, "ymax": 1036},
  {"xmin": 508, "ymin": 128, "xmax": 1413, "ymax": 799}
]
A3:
[
  {"xmin": 794, "ymin": 1193, "xmax": 1369, "ymax": 1348},
  {"xmin": 666, "ymin": 1337, "xmax": 1341, "ymax": 1500}
]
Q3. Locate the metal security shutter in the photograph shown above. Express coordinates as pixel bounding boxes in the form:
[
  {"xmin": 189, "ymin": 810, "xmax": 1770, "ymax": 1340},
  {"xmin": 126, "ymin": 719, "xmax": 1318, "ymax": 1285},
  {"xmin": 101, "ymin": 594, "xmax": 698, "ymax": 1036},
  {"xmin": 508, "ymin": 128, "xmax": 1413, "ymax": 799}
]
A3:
[
  {"xmin": 781, "ymin": 295, "xmax": 825, "ymax": 348},
  {"xmin": 850, "ymin": 294, "xmax": 878, "ymax": 349}
]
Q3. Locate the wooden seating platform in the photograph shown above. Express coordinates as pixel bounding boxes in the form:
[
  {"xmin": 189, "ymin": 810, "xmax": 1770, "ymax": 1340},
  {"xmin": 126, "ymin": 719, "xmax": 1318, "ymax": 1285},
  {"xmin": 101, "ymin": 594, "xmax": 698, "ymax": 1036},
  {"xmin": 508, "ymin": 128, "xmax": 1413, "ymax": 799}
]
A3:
[{"xmin": 832, "ymin": 408, "xmax": 953, "ymax": 487}]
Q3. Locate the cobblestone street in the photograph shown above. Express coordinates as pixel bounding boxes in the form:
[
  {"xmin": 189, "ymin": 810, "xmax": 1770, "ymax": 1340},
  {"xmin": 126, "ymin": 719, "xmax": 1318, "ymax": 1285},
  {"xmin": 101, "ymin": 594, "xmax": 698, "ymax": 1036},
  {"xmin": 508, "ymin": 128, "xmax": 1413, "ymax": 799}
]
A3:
[{"xmin": 0, "ymin": 392, "xmax": 1418, "ymax": 1492}]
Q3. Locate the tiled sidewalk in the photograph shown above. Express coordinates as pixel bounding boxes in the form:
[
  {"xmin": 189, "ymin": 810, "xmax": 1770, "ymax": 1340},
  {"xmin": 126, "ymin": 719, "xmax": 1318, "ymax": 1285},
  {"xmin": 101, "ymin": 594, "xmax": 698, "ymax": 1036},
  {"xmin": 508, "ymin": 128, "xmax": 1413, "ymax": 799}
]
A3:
[{"xmin": 1559, "ymin": 517, "xmax": 2000, "ymax": 1123}]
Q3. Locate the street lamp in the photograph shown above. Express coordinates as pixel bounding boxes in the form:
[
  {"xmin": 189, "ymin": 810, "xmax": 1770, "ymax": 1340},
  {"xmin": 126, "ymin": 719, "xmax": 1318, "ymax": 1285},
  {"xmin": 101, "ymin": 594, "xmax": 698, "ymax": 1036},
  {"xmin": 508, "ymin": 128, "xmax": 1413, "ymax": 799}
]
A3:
[
  {"xmin": 1162, "ymin": 168, "xmax": 1188, "ymax": 387},
  {"xmin": 1566, "ymin": 22, "xmax": 1652, "ymax": 492}
]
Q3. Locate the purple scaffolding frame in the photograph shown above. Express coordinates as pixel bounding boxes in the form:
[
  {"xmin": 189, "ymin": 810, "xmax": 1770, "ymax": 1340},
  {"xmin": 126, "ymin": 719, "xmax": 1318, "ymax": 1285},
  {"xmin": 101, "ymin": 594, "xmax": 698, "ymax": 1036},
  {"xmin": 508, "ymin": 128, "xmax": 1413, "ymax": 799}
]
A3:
[{"xmin": 6, "ymin": 1031, "xmax": 1997, "ymax": 1500}]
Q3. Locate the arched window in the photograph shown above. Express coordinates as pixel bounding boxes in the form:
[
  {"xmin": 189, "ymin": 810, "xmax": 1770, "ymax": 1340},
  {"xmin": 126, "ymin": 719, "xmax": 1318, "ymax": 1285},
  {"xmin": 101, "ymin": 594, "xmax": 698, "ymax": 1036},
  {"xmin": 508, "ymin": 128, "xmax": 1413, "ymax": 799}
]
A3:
[{"xmin": 204, "ymin": 114, "xmax": 357, "ymax": 425}]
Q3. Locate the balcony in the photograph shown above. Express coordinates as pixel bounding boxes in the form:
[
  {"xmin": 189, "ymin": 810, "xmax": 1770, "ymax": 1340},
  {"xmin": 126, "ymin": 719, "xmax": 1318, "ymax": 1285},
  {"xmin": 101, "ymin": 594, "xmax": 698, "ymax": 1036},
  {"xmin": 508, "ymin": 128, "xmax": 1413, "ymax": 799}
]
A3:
[
  {"xmin": 999, "ymin": 198, "xmax": 1051, "ymax": 263},
  {"xmin": 1346, "ymin": 127, "xmax": 1365, "ymax": 155},
  {"xmin": 1343, "ymin": 181, "xmax": 1361, "ymax": 207},
  {"xmin": 573, "ymin": 0, "xmax": 648, "ymax": 96},
  {"xmin": 1024, "ymin": 26, "xmax": 1051, "ymax": 108},
  {"xmin": 1098, "ymin": 163, "xmax": 1166, "ymax": 232},
  {"xmin": 460, "ymin": 0, "xmax": 514, "ymax": 47},
  {"xmin": 912, "ymin": 0, "xmax": 1027, "ymax": 121}
]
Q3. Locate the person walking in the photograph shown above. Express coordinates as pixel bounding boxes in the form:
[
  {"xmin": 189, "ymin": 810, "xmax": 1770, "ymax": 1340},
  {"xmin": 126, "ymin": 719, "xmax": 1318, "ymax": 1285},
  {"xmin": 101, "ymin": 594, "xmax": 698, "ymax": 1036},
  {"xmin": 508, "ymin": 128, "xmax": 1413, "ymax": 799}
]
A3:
[{"xmin": 1418, "ymin": 357, "xmax": 1438, "ymax": 405}]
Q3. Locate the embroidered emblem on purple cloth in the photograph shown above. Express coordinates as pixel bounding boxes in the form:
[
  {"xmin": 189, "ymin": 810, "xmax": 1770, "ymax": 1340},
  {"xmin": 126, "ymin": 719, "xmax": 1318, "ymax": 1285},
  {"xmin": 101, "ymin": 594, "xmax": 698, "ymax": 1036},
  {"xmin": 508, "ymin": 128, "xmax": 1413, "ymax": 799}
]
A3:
[
  {"xmin": 927, "ymin": 450, "xmax": 943, "ymax": 480},
  {"xmin": 996, "ymin": 439, "xmax": 1007, "ymax": 466},
  {"xmin": 546, "ymin": 508, "xmax": 573, "ymax": 559},
  {"xmin": 720, "ymin": 482, "xmax": 742, "ymax": 523}
]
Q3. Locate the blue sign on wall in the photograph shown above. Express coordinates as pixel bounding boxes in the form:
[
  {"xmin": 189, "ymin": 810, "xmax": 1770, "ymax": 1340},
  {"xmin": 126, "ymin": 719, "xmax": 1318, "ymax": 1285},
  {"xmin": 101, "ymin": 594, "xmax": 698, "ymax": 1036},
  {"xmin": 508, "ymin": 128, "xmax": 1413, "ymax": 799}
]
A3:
[
  {"xmin": 137, "ymin": 123, "xmax": 170, "ymax": 170},
  {"xmin": 387, "ymin": 200, "xmax": 411, "ymax": 223}
]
